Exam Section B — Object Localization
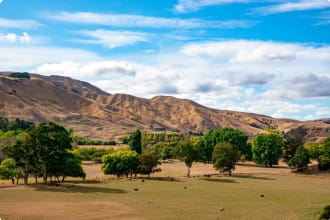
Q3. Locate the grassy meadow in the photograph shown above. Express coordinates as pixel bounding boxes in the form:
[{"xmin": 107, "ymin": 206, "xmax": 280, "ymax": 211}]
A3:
[{"xmin": 0, "ymin": 172, "xmax": 329, "ymax": 220}]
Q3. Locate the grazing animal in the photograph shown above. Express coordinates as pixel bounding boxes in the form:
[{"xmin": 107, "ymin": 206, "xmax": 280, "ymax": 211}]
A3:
[
  {"xmin": 260, "ymin": 194, "xmax": 264, "ymax": 197},
  {"xmin": 134, "ymin": 188, "xmax": 139, "ymax": 191},
  {"xmin": 184, "ymin": 186, "xmax": 187, "ymax": 189},
  {"xmin": 219, "ymin": 207, "xmax": 224, "ymax": 212}
]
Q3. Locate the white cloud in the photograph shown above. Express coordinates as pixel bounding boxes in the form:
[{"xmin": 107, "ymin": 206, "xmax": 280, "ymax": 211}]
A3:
[
  {"xmin": 174, "ymin": 0, "xmax": 252, "ymax": 13},
  {"xmin": 0, "ymin": 32, "xmax": 31, "ymax": 44},
  {"xmin": 254, "ymin": 0, "xmax": 330, "ymax": 15},
  {"xmin": 45, "ymin": 12, "xmax": 256, "ymax": 29},
  {"xmin": 76, "ymin": 30, "xmax": 148, "ymax": 49},
  {"xmin": 0, "ymin": 0, "xmax": 3, "ymax": 4},
  {"xmin": 0, "ymin": 17, "xmax": 42, "ymax": 29}
]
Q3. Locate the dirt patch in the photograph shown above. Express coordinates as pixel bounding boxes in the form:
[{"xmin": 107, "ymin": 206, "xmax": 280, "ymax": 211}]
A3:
[{"xmin": 0, "ymin": 200, "xmax": 143, "ymax": 220}]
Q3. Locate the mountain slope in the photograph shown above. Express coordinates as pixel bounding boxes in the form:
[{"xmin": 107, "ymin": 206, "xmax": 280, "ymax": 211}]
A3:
[{"xmin": 0, "ymin": 72, "xmax": 329, "ymax": 142}]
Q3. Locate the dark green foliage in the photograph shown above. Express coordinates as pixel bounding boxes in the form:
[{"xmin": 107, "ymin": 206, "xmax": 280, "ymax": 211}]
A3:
[
  {"xmin": 62, "ymin": 152, "xmax": 86, "ymax": 181},
  {"xmin": 102, "ymin": 150, "xmax": 139, "ymax": 177},
  {"xmin": 8, "ymin": 72, "xmax": 30, "ymax": 79},
  {"xmin": 319, "ymin": 205, "xmax": 330, "ymax": 220},
  {"xmin": 143, "ymin": 141, "xmax": 177, "ymax": 159},
  {"xmin": 282, "ymin": 136, "xmax": 303, "ymax": 162},
  {"xmin": 138, "ymin": 153, "xmax": 161, "ymax": 178},
  {"xmin": 0, "ymin": 117, "xmax": 34, "ymax": 132},
  {"xmin": 0, "ymin": 158, "xmax": 23, "ymax": 184},
  {"xmin": 174, "ymin": 140, "xmax": 199, "ymax": 177},
  {"xmin": 212, "ymin": 142, "xmax": 240, "ymax": 175},
  {"xmin": 252, "ymin": 131, "xmax": 283, "ymax": 167},
  {"xmin": 318, "ymin": 155, "xmax": 330, "ymax": 170},
  {"xmin": 202, "ymin": 128, "xmax": 248, "ymax": 163},
  {"xmin": 129, "ymin": 129, "xmax": 142, "ymax": 154},
  {"xmin": 288, "ymin": 146, "xmax": 310, "ymax": 171}
]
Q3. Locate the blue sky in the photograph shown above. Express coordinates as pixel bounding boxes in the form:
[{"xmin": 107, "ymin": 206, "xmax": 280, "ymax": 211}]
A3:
[{"xmin": 0, "ymin": 0, "xmax": 329, "ymax": 120}]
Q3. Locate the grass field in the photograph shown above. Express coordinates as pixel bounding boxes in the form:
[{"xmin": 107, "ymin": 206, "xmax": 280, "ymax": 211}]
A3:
[{"xmin": 1, "ymin": 162, "xmax": 330, "ymax": 220}]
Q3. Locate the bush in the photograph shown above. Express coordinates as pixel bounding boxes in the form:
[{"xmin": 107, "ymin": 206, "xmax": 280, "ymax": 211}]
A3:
[
  {"xmin": 319, "ymin": 205, "xmax": 330, "ymax": 220},
  {"xmin": 9, "ymin": 72, "xmax": 30, "ymax": 79},
  {"xmin": 318, "ymin": 155, "xmax": 330, "ymax": 170}
]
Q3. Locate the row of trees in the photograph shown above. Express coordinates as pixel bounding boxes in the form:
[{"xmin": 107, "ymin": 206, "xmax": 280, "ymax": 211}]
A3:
[
  {"xmin": 118, "ymin": 128, "xmax": 330, "ymax": 177},
  {"xmin": 0, "ymin": 122, "xmax": 85, "ymax": 185}
]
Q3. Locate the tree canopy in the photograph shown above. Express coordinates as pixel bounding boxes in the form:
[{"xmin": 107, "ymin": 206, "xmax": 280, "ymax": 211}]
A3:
[
  {"xmin": 129, "ymin": 129, "xmax": 142, "ymax": 154},
  {"xmin": 212, "ymin": 142, "xmax": 240, "ymax": 175},
  {"xmin": 252, "ymin": 131, "xmax": 283, "ymax": 167}
]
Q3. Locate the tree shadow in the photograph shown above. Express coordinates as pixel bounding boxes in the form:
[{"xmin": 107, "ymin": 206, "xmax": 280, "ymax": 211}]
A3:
[
  {"xmin": 233, "ymin": 175, "xmax": 275, "ymax": 180},
  {"xmin": 201, "ymin": 178, "xmax": 238, "ymax": 183},
  {"xmin": 31, "ymin": 184, "xmax": 127, "ymax": 194},
  {"xmin": 146, "ymin": 177, "xmax": 182, "ymax": 182}
]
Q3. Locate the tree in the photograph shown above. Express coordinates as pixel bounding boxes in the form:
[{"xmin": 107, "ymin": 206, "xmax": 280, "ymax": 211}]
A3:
[
  {"xmin": 102, "ymin": 150, "xmax": 139, "ymax": 178},
  {"xmin": 3, "ymin": 133, "xmax": 39, "ymax": 185},
  {"xmin": 129, "ymin": 129, "xmax": 142, "ymax": 154},
  {"xmin": 282, "ymin": 135, "xmax": 303, "ymax": 162},
  {"xmin": 61, "ymin": 152, "xmax": 86, "ymax": 182},
  {"xmin": 288, "ymin": 146, "xmax": 310, "ymax": 171},
  {"xmin": 252, "ymin": 131, "xmax": 283, "ymax": 167},
  {"xmin": 319, "ymin": 205, "xmax": 330, "ymax": 220},
  {"xmin": 138, "ymin": 153, "xmax": 161, "ymax": 178},
  {"xmin": 28, "ymin": 122, "xmax": 72, "ymax": 183},
  {"xmin": 174, "ymin": 141, "xmax": 199, "ymax": 177},
  {"xmin": 212, "ymin": 142, "xmax": 240, "ymax": 176},
  {"xmin": 202, "ymin": 128, "xmax": 249, "ymax": 163},
  {"xmin": 0, "ymin": 158, "xmax": 22, "ymax": 184},
  {"xmin": 305, "ymin": 142, "xmax": 321, "ymax": 160}
]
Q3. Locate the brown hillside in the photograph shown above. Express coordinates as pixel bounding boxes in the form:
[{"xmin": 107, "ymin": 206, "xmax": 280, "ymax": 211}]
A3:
[{"xmin": 0, "ymin": 72, "xmax": 329, "ymax": 142}]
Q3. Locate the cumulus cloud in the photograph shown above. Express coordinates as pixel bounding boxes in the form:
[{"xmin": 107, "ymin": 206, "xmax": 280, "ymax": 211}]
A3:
[
  {"xmin": 45, "ymin": 12, "xmax": 256, "ymax": 29},
  {"xmin": 0, "ymin": 17, "xmax": 42, "ymax": 29},
  {"xmin": 0, "ymin": 32, "xmax": 31, "ymax": 44},
  {"xmin": 174, "ymin": 0, "xmax": 252, "ymax": 13},
  {"xmin": 293, "ymin": 74, "xmax": 330, "ymax": 97},
  {"xmin": 76, "ymin": 30, "xmax": 148, "ymax": 49},
  {"xmin": 229, "ymin": 73, "xmax": 275, "ymax": 86},
  {"xmin": 253, "ymin": 0, "xmax": 330, "ymax": 15},
  {"xmin": 35, "ymin": 61, "xmax": 136, "ymax": 78}
]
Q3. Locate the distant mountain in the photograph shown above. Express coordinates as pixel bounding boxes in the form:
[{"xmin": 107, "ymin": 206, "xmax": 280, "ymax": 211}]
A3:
[{"xmin": 0, "ymin": 72, "xmax": 329, "ymax": 142}]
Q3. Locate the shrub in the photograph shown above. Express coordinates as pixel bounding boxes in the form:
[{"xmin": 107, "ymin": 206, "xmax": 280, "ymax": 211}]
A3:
[{"xmin": 319, "ymin": 205, "xmax": 330, "ymax": 220}]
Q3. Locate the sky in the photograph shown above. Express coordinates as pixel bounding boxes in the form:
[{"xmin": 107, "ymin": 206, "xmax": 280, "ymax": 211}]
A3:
[{"xmin": 0, "ymin": 0, "xmax": 329, "ymax": 120}]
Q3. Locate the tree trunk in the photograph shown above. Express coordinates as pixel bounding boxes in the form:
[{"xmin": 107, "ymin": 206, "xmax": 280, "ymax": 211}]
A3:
[
  {"xmin": 23, "ymin": 173, "xmax": 29, "ymax": 185},
  {"xmin": 43, "ymin": 171, "xmax": 47, "ymax": 184},
  {"xmin": 16, "ymin": 178, "xmax": 19, "ymax": 184},
  {"xmin": 11, "ymin": 178, "xmax": 15, "ymax": 185},
  {"xmin": 35, "ymin": 176, "xmax": 38, "ymax": 184},
  {"xmin": 62, "ymin": 176, "xmax": 65, "ymax": 182},
  {"xmin": 186, "ymin": 166, "xmax": 190, "ymax": 178}
]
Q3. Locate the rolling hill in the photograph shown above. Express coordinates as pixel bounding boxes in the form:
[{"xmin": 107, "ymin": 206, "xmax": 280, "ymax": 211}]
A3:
[{"xmin": 0, "ymin": 72, "xmax": 329, "ymax": 142}]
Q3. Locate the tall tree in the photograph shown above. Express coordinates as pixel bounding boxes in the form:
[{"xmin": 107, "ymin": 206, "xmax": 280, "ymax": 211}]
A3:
[
  {"xmin": 138, "ymin": 153, "xmax": 161, "ymax": 178},
  {"xmin": 129, "ymin": 129, "xmax": 142, "ymax": 154},
  {"xmin": 252, "ymin": 131, "xmax": 283, "ymax": 167},
  {"xmin": 282, "ymin": 135, "xmax": 303, "ymax": 162},
  {"xmin": 288, "ymin": 146, "xmax": 310, "ymax": 171},
  {"xmin": 174, "ymin": 140, "xmax": 199, "ymax": 177},
  {"xmin": 0, "ymin": 158, "xmax": 22, "ymax": 184},
  {"xmin": 212, "ymin": 142, "xmax": 240, "ymax": 176}
]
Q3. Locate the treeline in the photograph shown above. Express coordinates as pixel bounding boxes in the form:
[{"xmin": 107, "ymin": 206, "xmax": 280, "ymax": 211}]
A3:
[
  {"xmin": 0, "ymin": 122, "xmax": 85, "ymax": 185},
  {"xmin": 105, "ymin": 128, "xmax": 330, "ymax": 178},
  {"xmin": 0, "ymin": 117, "xmax": 34, "ymax": 132}
]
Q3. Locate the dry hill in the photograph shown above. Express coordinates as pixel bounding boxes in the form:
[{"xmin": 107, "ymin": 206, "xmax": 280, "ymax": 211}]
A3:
[{"xmin": 0, "ymin": 72, "xmax": 329, "ymax": 142}]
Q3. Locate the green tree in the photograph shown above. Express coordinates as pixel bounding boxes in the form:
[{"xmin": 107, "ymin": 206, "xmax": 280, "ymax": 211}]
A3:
[
  {"xmin": 61, "ymin": 152, "xmax": 86, "ymax": 182},
  {"xmin": 282, "ymin": 135, "xmax": 303, "ymax": 162},
  {"xmin": 0, "ymin": 158, "xmax": 22, "ymax": 184},
  {"xmin": 288, "ymin": 146, "xmax": 310, "ymax": 171},
  {"xmin": 102, "ymin": 150, "xmax": 139, "ymax": 178},
  {"xmin": 305, "ymin": 142, "xmax": 321, "ymax": 159},
  {"xmin": 138, "ymin": 153, "xmax": 161, "ymax": 178},
  {"xmin": 212, "ymin": 142, "xmax": 240, "ymax": 176},
  {"xmin": 129, "ymin": 129, "xmax": 142, "ymax": 154},
  {"xmin": 252, "ymin": 131, "xmax": 283, "ymax": 167},
  {"xmin": 174, "ymin": 141, "xmax": 199, "ymax": 177},
  {"xmin": 202, "ymin": 128, "xmax": 249, "ymax": 163},
  {"xmin": 319, "ymin": 205, "xmax": 330, "ymax": 220},
  {"xmin": 28, "ymin": 122, "xmax": 72, "ymax": 183}
]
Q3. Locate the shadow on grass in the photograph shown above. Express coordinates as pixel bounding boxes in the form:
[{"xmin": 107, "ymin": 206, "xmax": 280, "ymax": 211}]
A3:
[
  {"xmin": 146, "ymin": 177, "xmax": 182, "ymax": 182},
  {"xmin": 31, "ymin": 184, "xmax": 127, "ymax": 194},
  {"xmin": 201, "ymin": 178, "xmax": 238, "ymax": 183},
  {"xmin": 233, "ymin": 175, "xmax": 275, "ymax": 180}
]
